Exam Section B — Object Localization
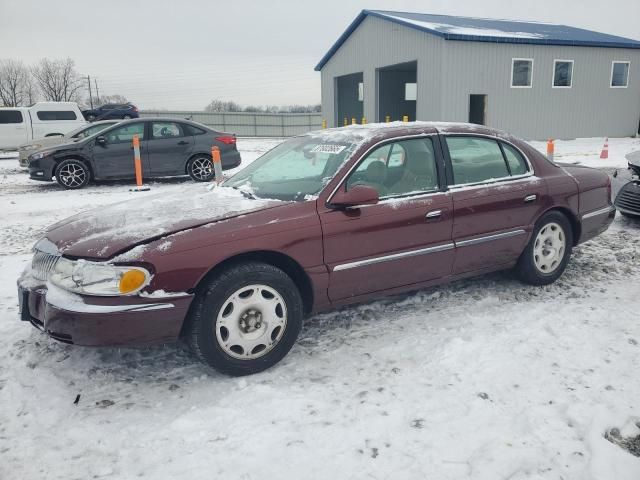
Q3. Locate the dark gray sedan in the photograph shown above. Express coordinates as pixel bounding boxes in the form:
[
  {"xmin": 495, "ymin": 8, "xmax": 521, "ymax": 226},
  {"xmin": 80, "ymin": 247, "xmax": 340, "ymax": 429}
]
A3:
[{"xmin": 27, "ymin": 118, "xmax": 241, "ymax": 189}]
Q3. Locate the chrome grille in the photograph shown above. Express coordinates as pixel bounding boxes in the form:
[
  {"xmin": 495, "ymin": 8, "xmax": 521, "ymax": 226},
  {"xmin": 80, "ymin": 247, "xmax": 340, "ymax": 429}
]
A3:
[
  {"xmin": 31, "ymin": 251, "xmax": 60, "ymax": 282},
  {"xmin": 615, "ymin": 183, "xmax": 640, "ymax": 214}
]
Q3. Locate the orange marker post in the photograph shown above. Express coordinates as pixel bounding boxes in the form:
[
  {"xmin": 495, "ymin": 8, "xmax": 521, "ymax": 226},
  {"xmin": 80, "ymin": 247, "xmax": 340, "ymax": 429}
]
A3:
[
  {"xmin": 211, "ymin": 146, "xmax": 223, "ymax": 184},
  {"xmin": 130, "ymin": 134, "xmax": 149, "ymax": 191},
  {"xmin": 546, "ymin": 138, "xmax": 555, "ymax": 163}
]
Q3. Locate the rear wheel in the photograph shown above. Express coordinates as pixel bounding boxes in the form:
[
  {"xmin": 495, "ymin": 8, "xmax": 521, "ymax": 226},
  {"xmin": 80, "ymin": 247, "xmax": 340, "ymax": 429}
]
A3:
[
  {"xmin": 185, "ymin": 262, "xmax": 303, "ymax": 376},
  {"xmin": 515, "ymin": 211, "xmax": 573, "ymax": 285},
  {"xmin": 55, "ymin": 159, "xmax": 90, "ymax": 190},
  {"xmin": 187, "ymin": 155, "xmax": 215, "ymax": 182}
]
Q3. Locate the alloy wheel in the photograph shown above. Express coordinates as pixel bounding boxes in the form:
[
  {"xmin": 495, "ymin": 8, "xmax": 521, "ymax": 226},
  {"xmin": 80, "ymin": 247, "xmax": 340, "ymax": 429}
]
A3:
[
  {"xmin": 191, "ymin": 157, "xmax": 214, "ymax": 180},
  {"xmin": 215, "ymin": 284, "xmax": 288, "ymax": 360},
  {"xmin": 533, "ymin": 222, "xmax": 566, "ymax": 274},
  {"xmin": 58, "ymin": 163, "xmax": 87, "ymax": 188}
]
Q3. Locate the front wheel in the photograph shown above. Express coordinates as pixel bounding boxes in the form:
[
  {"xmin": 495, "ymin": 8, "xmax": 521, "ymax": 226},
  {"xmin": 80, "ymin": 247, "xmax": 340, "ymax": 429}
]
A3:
[
  {"xmin": 184, "ymin": 262, "xmax": 303, "ymax": 376},
  {"xmin": 515, "ymin": 211, "xmax": 573, "ymax": 286},
  {"xmin": 187, "ymin": 155, "xmax": 215, "ymax": 182},
  {"xmin": 55, "ymin": 159, "xmax": 90, "ymax": 190}
]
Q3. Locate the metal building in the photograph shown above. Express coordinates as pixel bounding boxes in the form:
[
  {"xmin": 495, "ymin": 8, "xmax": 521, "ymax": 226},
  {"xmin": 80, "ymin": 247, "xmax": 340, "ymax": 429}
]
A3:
[{"xmin": 315, "ymin": 10, "xmax": 640, "ymax": 139}]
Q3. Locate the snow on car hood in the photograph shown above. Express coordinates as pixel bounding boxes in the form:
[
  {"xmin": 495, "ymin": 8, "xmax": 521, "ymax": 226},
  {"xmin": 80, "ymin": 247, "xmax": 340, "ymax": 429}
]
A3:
[{"xmin": 41, "ymin": 185, "xmax": 283, "ymax": 259}]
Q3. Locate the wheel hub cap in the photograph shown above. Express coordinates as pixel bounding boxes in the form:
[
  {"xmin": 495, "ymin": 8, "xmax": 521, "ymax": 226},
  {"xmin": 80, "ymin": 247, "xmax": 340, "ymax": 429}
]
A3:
[
  {"xmin": 215, "ymin": 284, "xmax": 287, "ymax": 360},
  {"xmin": 533, "ymin": 222, "xmax": 566, "ymax": 274}
]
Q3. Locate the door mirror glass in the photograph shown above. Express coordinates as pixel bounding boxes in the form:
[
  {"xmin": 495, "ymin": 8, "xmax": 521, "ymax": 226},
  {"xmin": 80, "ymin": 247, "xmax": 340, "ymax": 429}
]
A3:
[{"xmin": 330, "ymin": 185, "xmax": 379, "ymax": 208}]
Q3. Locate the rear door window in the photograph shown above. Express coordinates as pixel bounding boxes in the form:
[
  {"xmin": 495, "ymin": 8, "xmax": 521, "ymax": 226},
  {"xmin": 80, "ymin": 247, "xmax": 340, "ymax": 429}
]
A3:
[
  {"xmin": 151, "ymin": 122, "xmax": 184, "ymax": 139},
  {"xmin": 36, "ymin": 110, "xmax": 78, "ymax": 121},
  {"xmin": 0, "ymin": 110, "xmax": 24, "ymax": 124},
  {"xmin": 501, "ymin": 143, "xmax": 529, "ymax": 176},
  {"xmin": 446, "ymin": 137, "xmax": 510, "ymax": 185}
]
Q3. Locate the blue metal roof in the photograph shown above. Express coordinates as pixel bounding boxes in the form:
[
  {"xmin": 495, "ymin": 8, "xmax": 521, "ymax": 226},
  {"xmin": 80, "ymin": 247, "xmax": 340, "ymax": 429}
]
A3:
[{"xmin": 315, "ymin": 10, "xmax": 640, "ymax": 71}]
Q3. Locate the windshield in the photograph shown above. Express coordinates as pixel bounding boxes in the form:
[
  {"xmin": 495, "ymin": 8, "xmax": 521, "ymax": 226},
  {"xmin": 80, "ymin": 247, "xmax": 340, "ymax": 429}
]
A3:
[{"xmin": 224, "ymin": 136, "xmax": 357, "ymax": 201}]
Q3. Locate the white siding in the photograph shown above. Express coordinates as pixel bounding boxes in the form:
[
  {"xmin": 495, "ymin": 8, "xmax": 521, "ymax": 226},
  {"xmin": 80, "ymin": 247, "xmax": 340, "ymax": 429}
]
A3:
[{"xmin": 320, "ymin": 17, "xmax": 640, "ymax": 139}]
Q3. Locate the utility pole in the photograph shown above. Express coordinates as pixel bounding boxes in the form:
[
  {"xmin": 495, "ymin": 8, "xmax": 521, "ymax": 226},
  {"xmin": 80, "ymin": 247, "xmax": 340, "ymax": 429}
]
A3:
[
  {"xmin": 87, "ymin": 75, "xmax": 93, "ymax": 109},
  {"xmin": 94, "ymin": 78, "xmax": 100, "ymax": 104}
]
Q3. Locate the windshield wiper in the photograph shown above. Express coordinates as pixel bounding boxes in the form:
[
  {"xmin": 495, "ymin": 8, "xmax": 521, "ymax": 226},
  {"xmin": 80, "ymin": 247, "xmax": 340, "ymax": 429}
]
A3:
[{"xmin": 231, "ymin": 186, "xmax": 256, "ymax": 200}]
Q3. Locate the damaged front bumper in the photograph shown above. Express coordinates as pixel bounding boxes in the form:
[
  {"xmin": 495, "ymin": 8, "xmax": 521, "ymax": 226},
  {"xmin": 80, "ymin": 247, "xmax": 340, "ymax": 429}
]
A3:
[{"xmin": 17, "ymin": 271, "xmax": 194, "ymax": 347}]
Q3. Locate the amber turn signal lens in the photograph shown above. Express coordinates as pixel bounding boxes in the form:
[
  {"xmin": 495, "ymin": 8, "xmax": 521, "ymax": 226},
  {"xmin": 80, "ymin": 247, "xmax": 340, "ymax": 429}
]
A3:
[{"xmin": 119, "ymin": 269, "xmax": 147, "ymax": 294}]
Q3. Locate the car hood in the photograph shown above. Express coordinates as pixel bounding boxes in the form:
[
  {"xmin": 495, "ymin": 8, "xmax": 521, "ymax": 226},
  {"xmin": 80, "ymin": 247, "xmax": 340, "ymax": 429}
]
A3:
[{"xmin": 42, "ymin": 185, "xmax": 283, "ymax": 259}]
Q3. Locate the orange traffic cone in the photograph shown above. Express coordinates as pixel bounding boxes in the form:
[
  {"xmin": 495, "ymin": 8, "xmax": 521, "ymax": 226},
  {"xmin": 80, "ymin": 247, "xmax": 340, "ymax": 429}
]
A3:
[{"xmin": 600, "ymin": 138, "xmax": 609, "ymax": 159}]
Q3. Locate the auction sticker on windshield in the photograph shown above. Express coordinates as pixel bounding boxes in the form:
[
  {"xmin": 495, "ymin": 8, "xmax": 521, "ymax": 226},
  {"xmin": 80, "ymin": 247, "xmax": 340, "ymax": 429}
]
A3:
[{"xmin": 310, "ymin": 144, "xmax": 347, "ymax": 155}]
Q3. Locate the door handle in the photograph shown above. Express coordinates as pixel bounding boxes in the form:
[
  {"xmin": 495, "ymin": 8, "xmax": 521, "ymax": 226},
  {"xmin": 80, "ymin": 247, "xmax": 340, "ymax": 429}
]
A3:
[
  {"xmin": 524, "ymin": 194, "xmax": 537, "ymax": 203},
  {"xmin": 425, "ymin": 210, "xmax": 442, "ymax": 220},
  {"xmin": 177, "ymin": 141, "xmax": 189, "ymax": 145}
]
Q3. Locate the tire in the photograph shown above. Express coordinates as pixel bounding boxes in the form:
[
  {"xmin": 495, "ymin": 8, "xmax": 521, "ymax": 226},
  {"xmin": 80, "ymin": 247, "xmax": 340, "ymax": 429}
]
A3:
[
  {"xmin": 54, "ymin": 159, "xmax": 90, "ymax": 190},
  {"xmin": 184, "ymin": 262, "xmax": 303, "ymax": 376},
  {"xmin": 515, "ymin": 210, "xmax": 573, "ymax": 286},
  {"xmin": 187, "ymin": 155, "xmax": 215, "ymax": 182}
]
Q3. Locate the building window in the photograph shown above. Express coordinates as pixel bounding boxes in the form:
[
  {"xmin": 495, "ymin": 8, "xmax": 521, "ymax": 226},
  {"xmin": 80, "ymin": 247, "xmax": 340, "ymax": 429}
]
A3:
[
  {"xmin": 405, "ymin": 83, "xmax": 417, "ymax": 101},
  {"xmin": 511, "ymin": 58, "xmax": 533, "ymax": 88},
  {"xmin": 610, "ymin": 61, "xmax": 630, "ymax": 88},
  {"xmin": 358, "ymin": 82, "xmax": 364, "ymax": 101},
  {"xmin": 553, "ymin": 60, "xmax": 573, "ymax": 88}
]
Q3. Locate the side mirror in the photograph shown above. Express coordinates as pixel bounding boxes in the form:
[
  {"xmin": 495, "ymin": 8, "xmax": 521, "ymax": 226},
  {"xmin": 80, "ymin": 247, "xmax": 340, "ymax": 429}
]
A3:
[
  {"xmin": 96, "ymin": 135, "xmax": 106, "ymax": 145},
  {"xmin": 329, "ymin": 185, "xmax": 379, "ymax": 208}
]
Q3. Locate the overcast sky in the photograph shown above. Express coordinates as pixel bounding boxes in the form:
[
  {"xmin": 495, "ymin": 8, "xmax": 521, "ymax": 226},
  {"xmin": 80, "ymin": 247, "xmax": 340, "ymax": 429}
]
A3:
[{"xmin": 1, "ymin": 0, "xmax": 638, "ymax": 110}]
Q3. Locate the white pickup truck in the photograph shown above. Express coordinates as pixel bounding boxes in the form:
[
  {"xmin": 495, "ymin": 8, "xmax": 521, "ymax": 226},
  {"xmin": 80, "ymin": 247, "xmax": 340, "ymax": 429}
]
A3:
[{"xmin": 0, "ymin": 102, "xmax": 86, "ymax": 151}]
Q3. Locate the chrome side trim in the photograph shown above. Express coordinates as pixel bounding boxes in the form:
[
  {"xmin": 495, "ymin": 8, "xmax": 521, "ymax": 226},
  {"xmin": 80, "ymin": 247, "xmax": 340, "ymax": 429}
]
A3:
[
  {"xmin": 47, "ymin": 299, "xmax": 176, "ymax": 314},
  {"xmin": 455, "ymin": 229, "xmax": 527, "ymax": 248},
  {"xmin": 582, "ymin": 205, "xmax": 616, "ymax": 220},
  {"xmin": 333, "ymin": 242, "xmax": 455, "ymax": 271}
]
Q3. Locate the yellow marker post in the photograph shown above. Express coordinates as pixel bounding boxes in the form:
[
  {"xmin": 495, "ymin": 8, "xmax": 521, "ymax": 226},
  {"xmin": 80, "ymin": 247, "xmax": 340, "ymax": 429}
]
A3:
[
  {"xmin": 343, "ymin": 117, "xmax": 348, "ymax": 126},
  {"xmin": 351, "ymin": 117, "xmax": 356, "ymax": 125},
  {"xmin": 385, "ymin": 115, "xmax": 390, "ymax": 123},
  {"xmin": 130, "ymin": 134, "xmax": 149, "ymax": 191},
  {"xmin": 321, "ymin": 119, "xmax": 327, "ymax": 129},
  {"xmin": 402, "ymin": 115, "xmax": 409, "ymax": 123},
  {"xmin": 361, "ymin": 117, "xmax": 367, "ymax": 125}
]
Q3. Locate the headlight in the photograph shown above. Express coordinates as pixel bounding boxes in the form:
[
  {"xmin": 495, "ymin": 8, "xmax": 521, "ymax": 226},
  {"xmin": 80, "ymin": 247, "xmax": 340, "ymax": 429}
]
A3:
[
  {"xmin": 49, "ymin": 258, "xmax": 151, "ymax": 296},
  {"xmin": 30, "ymin": 150, "xmax": 53, "ymax": 160}
]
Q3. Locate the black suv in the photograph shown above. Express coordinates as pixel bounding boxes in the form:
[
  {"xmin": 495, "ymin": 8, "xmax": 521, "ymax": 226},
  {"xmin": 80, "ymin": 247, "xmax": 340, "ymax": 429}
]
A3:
[
  {"xmin": 83, "ymin": 103, "xmax": 139, "ymax": 121},
  {"xmin": 27, "ymin": 118, "xmax": 241, "ymax": 189}
]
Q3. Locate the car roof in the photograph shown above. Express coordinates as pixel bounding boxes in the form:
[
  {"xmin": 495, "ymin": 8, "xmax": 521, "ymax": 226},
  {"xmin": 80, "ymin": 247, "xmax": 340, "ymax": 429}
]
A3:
[
  {"xmin": 112, "ymin": 117, "xmax": 212, "ymax": 130},
  {"xmin": 303, "ymin": 121, "xmax": 510, "ymax": 143}
]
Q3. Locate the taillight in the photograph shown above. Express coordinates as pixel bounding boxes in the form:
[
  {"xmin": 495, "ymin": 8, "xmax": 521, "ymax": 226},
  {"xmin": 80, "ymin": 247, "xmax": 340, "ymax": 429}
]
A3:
[{"xmin": 215, "ymin": 136, "xmax": 236, "ymax": 145}]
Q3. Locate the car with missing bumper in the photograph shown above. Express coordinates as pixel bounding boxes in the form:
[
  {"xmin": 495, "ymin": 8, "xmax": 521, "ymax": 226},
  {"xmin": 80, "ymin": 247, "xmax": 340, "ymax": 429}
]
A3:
[
  {"xmin": 27, "ymin": 118, "xmax": 241, "ymax": 189},
  {"xmin": 612, "ymin": 151, "xmax": 640, "ymax": 218},
  {"xmin": 17, "ymin": 120, "xmax": 121, "ymax": 168},
  {"xmin": 17, "ymin": 122, "xmax": 615, "ymax": 376}
]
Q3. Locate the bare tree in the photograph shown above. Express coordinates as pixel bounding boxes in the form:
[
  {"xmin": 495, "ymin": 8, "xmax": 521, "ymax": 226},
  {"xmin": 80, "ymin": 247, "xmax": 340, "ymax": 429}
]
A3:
[
  {"xmin": 31, "ymin": 58, "xmax": 83, "ymax": 103},
  {"xmin": 0, "ymin": 59, "xmax": 29, "ymax": 107},
  {"xmin": 94, "ymin": 94, "xmax": 128, "ymax": 105},
  {"xmin": 204, "ymin": 99, "xmax": 242, "ymax": 112}
]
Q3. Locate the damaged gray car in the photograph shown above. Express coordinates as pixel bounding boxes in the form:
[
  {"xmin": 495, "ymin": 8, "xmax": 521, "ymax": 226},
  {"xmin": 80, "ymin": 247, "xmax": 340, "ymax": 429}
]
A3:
[{"xmin": 612, "ymin": 151, "xmax": 640, "ymax": 219}]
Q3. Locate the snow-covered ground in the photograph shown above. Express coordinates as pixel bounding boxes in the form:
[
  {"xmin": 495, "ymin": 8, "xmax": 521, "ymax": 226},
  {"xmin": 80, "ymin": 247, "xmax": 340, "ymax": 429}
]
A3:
[{"xmin": 0, "ymin": 136, "xmax": 639, "ymax": 479}]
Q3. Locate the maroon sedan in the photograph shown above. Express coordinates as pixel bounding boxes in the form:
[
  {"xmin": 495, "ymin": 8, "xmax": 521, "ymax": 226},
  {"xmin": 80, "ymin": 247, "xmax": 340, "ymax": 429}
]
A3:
[{"xmin": 17, "ymin": 122, "xmax": 615, "ymax": 375}]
